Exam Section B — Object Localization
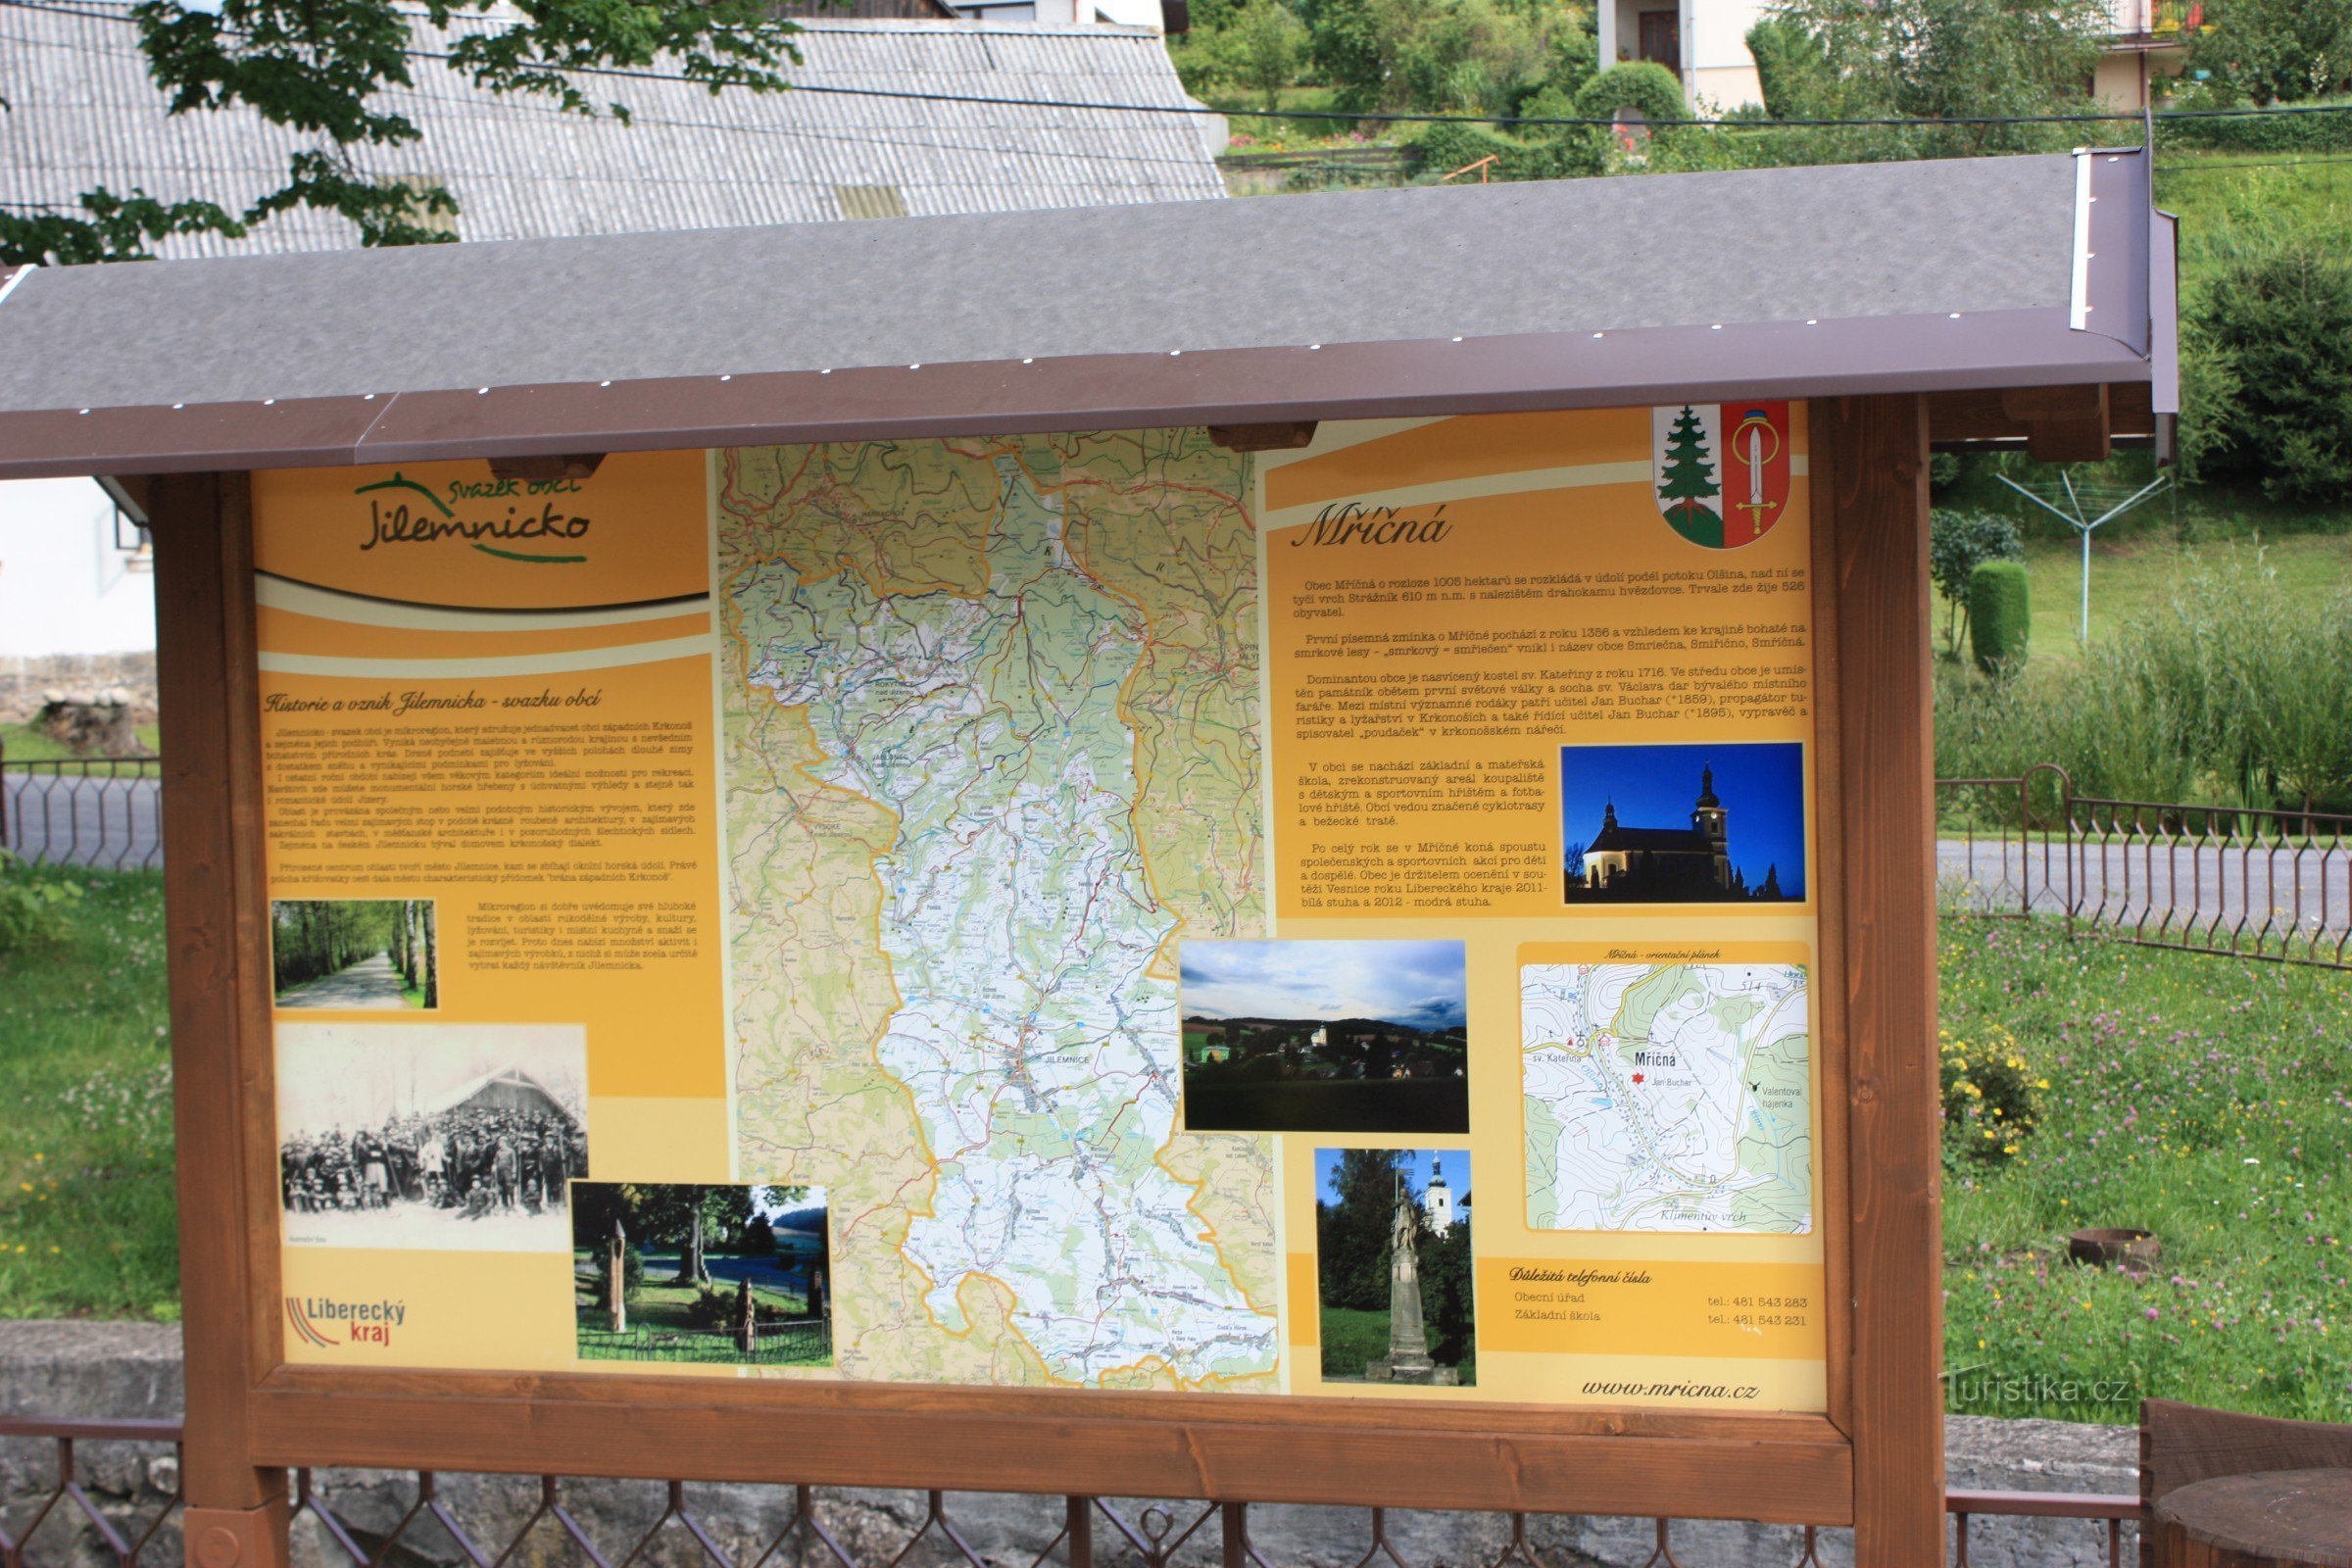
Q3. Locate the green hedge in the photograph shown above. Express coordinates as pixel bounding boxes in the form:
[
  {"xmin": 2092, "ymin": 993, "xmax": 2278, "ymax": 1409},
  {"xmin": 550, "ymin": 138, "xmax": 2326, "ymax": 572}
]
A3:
[
  {"xmin": 2159, "ymin": 100, "xmax": 2352, "ymax": 154},
  {"xmin": 1968, "ymin": 560, "xmax": 2032, "ymax": 675},
  {"xmin": 1403, "ymin": 120, "xmax": 1604, "ymax": 181}
]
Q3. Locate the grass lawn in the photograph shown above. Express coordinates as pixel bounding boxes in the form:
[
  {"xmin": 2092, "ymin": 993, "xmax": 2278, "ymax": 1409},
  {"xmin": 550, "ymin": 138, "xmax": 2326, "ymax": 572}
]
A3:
[
  {"xmin": 572, "ymin": 1250, "xmax": 825, "ymax": 1365},
  {"xmin": 0, "ymin": 720, "xmax": 163, "ymax": 765},
  {"xmin": 0, "ymin": 862, "xmax": 176, "ymax": 1320},
  {"xmin": 1318, "ymin": 1303, "xmax": 1477, "ymax": 1386},
  {"xmin": 1939, "ymin": 914, "xmax": 2352, "ymax": 1423},
  {"xmin": 1933, "ymin": 532, "xmax": 2352, "ymax": 675},
  {"xmin": 2011, "ymin": 533, "xmax": 2351, "ymax": 669},
  {"xmin": 1319, "ymin": 1304, "xmax": 1391, "ymax": 1380}
]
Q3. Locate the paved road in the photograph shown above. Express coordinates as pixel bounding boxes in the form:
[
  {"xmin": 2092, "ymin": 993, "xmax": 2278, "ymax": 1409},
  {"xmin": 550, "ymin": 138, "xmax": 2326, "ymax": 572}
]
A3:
[
  {"xmin": 10, "ymin": 770, "xmax": 2343, "ymax": 959},
  {"xmin": 1937, "ymin": 834, "xmax": 2350, "ymax": 950},
  {"xmin": 2, "ymin": 771, "xmax": 162, "ymax": 869},
  {"xmin": 276, "ymin": 952, "xmax": 413, "ymax": 1009}
]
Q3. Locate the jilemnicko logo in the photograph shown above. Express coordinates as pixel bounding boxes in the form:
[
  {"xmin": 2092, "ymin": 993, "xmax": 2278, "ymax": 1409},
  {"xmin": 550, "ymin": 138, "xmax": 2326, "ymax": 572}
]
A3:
[
  {"xmin": 1943, "ymin": 1363, "xmax": 2136, "ymax": 1411},
  {"xmin": 354, "ymin": 472, "xmax": 590, "ymax": 564},
  {"xmin": 286, "ymin": 1295, "xmax": 407, "ymax": 1348}
]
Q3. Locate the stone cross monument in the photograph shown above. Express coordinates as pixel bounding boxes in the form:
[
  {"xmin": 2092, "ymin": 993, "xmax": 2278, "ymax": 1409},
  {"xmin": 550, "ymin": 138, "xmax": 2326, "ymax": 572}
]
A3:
[{"xmin": 1364, "ymin": 1170, "xmax": 1456, "ymax": 1385}]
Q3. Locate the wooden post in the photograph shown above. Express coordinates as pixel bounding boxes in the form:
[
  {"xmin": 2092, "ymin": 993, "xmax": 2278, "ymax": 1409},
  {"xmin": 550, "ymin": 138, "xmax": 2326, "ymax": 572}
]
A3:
[
  {"xmin": 151, "ymin": 472, "xmax": 290, "ymax": 1568},
  {"xmin": 608, "ymin": 1222, "xmax": 628, "ymax": 1334},
  {"xmin": 1819, "ymin": 396, "xmax": 1945, "ymax": 1564},
  {"xmin": 737, "ymin": 1274, "xmax": 757, "ymax": 1357}
]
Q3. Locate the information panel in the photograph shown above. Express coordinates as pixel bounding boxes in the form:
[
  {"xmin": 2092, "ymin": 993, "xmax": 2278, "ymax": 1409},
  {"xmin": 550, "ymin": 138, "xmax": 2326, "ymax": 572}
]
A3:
[{"xmin": 254, "ymin": 408, "xmax": 1825, "ymax": 1409}]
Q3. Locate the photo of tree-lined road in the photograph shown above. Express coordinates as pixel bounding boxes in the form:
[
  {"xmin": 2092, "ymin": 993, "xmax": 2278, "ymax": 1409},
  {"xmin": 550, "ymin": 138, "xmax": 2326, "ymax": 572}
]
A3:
[
  {"xmin": 1179, "ymin": 939, "xmax": 1469, "ymax": 1134},
  {"xmin": 271, "ymin": 899, "xmax": 438, "ymax": 1009}
]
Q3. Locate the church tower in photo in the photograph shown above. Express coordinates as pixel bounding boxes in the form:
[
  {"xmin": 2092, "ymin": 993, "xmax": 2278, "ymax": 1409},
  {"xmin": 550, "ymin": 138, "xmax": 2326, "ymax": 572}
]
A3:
[{"xmin": 1424, "ymin": 1157, "xmax": 1453, "ymax": 1235}]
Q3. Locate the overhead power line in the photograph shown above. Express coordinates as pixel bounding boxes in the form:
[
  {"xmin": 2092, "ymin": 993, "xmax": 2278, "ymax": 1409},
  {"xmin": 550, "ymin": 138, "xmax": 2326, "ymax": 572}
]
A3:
[{"xmin": 5, "ymin": 0, "xmax": 2352, "ymax": 133}]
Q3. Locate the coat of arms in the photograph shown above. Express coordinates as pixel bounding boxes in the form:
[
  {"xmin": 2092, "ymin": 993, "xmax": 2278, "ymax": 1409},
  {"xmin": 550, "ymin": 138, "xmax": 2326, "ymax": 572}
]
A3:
[{"xmin": 1650, "ymin": 401, "xmax": 1791, "ymax": 549}]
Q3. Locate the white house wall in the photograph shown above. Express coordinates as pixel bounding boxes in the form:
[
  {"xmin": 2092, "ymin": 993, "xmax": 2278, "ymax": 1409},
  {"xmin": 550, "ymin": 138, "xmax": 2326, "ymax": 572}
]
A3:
[
  {"xmin": 0, "ymin": 478, "xmax": 154, "ymax": 658},
  {"xmin": 1688, "ymin": 0, "xmax": 1766, "ymax": 110}
]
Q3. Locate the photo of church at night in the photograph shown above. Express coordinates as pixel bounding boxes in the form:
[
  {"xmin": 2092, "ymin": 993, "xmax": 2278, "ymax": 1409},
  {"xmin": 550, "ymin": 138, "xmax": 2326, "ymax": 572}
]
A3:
[{"xmin": 1560, "ymin": 742, "xmax": 1806, "ymax": 904}]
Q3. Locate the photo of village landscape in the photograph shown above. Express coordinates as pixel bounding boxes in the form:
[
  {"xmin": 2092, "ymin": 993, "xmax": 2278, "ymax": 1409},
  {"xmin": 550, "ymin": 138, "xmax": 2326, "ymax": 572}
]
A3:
[
  {"xmin": 1560, "ymin": 742, "xmax": 1806, "ymax": 905},
  {"xmin": 1315, "ymin": 1148, "xmax": 1476, "ymax": 1387},
  {"xmin": 1179, "ymin": 939, "xmax": 1469, "ymax": 1134},
  {"xmin": 571, "ymin": 1183, "xmax": 831, "ymax": 1368}
]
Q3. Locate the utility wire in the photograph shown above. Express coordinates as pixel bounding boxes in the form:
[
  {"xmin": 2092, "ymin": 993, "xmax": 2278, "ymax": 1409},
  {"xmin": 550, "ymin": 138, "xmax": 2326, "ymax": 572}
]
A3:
[{"xmin": 4, "ymin": 0, "xmax": 2351, "ymax": 132}]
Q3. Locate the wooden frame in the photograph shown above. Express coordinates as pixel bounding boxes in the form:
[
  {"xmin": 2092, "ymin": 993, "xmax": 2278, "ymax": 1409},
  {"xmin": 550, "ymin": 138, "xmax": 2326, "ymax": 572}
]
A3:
[{"xmin": 151, "ymin": 395, "xmax": 1944, "ymax": 1568}]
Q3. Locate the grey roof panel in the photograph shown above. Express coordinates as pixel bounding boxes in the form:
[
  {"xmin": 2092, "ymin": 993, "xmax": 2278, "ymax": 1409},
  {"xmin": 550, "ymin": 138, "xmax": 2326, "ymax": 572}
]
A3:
[
  {"xmin": 0, "ymin": 154, "xmax": 2086, "ymax": 414},
  {"xmin": 0, "ymin": 148, "xmax": 2168, "ymax": 477}
]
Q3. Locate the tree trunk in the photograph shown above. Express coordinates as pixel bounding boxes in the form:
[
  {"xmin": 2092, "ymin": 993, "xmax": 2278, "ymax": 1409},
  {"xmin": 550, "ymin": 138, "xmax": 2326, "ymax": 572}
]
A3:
[{"xmin": 420, "ymin": 902, "xmax": 438, "ymax": 1006}]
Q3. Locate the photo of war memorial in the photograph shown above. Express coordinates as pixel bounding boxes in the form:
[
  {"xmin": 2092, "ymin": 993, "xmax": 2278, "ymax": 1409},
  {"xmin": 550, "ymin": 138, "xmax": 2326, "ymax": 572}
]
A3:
[
  {"xmin": 1314, "ymin": 1148, "xmax": 1476, "ymax": 1387},
  {"xmin": 1560, "ymin": 742, "xmax": 1806, "ymax": 904},
  {"xmin": 274, "ymin": 1022, "xmax": 587, "ymax": 1250},
  {"xmin": 1178, "ymin": 939, "xmax": 1469, "ymax": 1134},
  {"xmin": 572, "ymin": 1183, "xmax": 832, "ymax": 1368}
]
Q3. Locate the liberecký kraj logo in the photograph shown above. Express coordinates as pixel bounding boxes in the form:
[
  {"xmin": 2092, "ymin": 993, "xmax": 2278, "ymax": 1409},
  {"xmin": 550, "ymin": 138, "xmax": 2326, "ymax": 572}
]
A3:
[
  {"xmin": 1651, "ymin": 401, "xmax": 1791, "ymax": 550},
  {"xmin": 286, "ymin": 1295, "xmax": 408, "ymax": 1348},
  {"xmin": 351, "ymin": 471, "xmax": 593, "ymax": 564}
]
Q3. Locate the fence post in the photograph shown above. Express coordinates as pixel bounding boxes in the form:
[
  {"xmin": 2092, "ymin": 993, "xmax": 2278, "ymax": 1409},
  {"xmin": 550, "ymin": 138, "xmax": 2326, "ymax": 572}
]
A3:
[{"xmin": 149, "ymin": 471, "xmax": 290, "ymax": 1568}]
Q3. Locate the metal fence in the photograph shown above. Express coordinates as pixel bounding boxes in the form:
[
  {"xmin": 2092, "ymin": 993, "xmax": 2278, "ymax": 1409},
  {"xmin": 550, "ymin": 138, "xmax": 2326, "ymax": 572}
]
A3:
[
  {"xmin": 0, "ymin": 1417, "xmax": 2141, "ymax": 1568},
  {"xmin": 0, "ymin": 744, "xmax": 162, "ymax": 872},
  {"xmin": 1937, "ymin": 764, "xmax": 2352, "ymax": 969}
]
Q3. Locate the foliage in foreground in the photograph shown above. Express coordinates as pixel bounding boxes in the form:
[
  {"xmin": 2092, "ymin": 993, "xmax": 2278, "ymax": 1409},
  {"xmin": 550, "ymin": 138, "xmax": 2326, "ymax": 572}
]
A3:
[
  {"xmin": 1939, "ymin": 916, "xmax": 2352, "ymax": 1423},
  {"xmin": 0, "ymin": 865, "xmax": 175, "ymax": 1321}
]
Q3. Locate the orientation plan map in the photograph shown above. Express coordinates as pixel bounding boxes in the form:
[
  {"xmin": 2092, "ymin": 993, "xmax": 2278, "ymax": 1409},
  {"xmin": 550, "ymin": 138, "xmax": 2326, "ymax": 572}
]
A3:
[{"xmin": 253, "ymin": 406, "xmax": 1828, "ymax": 1412}]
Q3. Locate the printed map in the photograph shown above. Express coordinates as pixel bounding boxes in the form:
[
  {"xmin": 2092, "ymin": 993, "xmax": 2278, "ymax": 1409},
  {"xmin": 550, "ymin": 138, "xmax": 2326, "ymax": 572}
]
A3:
[
  {"xmin": 717, "ymin": 431, "xmax": 1279, "ymax": 1390},
  {"xmin": 1521, "ymin": 963, "xmax": 1812, "ymax": 1234}
]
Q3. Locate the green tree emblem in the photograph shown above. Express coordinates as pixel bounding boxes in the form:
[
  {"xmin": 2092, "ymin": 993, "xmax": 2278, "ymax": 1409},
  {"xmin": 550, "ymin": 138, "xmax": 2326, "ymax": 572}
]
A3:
[{"xmin": 1657, "ymin": 405, "xmax": 1726, "ymax": 548}]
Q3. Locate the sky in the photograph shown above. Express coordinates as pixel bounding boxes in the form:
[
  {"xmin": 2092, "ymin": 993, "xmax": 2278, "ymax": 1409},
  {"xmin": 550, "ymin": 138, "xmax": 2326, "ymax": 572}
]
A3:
[
  {"xmin": 275, "ymin": 1022, "xmax": 587, "ymax": 1136},
  {"xmin": 1178, "ymin": 938, "xmax": 1468, "ymax": 1030},
  {"xmin": 1314, "ymin": 1147, "xmax": 1472, "ymax": 1207},
  {"xmin": 1558, "ymin": 740, "xmax": 1806, "ymax": 898}
]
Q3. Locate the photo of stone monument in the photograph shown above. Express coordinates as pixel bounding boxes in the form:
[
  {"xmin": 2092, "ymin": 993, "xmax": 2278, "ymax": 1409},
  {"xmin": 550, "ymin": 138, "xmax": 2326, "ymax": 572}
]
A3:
[{"xmin": 1312, "ymin": 1147, "xmax": 1475, "ymax": 1387}]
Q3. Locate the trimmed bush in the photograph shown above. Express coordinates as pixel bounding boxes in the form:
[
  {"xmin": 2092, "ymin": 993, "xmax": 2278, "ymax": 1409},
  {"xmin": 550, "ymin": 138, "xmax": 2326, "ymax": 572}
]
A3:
[
  {"xmin": 1967, "ymin": 559, "xmax": 2031, "ymax": 675},
  {"xmin": 1572, "ymin": 62, "xmax": 1688, "ymax": 123}
]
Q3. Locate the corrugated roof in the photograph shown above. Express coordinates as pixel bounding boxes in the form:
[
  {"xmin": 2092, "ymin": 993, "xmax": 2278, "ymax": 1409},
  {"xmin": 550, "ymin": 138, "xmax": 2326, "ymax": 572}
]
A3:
[{"xmin": 0, "ymin": 1, "xmax": 1224, "ymax": 258}]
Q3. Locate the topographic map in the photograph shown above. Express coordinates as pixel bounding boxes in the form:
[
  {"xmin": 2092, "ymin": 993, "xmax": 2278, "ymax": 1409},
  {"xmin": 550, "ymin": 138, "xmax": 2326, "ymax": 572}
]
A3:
[
  {"xmin": 1521, "ymin": 963, "xmax": 1812, "ymax": 1234},
  {"xmin": 716, "ymin": 431, "xmax": 1280, "ymax": 1390}
]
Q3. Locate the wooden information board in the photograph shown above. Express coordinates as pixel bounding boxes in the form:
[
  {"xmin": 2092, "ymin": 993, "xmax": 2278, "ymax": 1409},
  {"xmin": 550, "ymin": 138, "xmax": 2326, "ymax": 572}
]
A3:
[{"xmin": 151, "ymin": 398, "xmax": 1941, "ymax": 1560}]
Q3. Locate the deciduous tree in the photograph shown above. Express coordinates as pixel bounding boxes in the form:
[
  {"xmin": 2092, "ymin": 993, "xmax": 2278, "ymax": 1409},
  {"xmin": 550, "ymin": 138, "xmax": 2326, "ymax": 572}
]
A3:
[{"xmin": 2, "ymin": 0, "xmax": 805, "ymax": 266}]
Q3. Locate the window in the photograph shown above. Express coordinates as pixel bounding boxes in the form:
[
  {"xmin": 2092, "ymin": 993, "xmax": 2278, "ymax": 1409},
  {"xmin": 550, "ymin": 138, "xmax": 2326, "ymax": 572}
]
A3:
[{"xmin": 833, "ymin": 184, "xmax": 907, "ymax": 220}]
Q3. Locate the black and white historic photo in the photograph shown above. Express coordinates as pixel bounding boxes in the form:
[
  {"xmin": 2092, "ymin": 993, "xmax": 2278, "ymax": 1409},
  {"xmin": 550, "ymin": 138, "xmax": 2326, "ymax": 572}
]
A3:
[{"xmin": 275, "ymin": 1022, "xmax": 588, "ymax": 1251}]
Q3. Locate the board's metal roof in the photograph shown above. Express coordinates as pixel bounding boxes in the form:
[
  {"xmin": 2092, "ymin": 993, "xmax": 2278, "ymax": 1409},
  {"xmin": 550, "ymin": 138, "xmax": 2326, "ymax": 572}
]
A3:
[
  {"xmin": 0, "ymin": 3, "xmax": 1224, "ymax": 257},
  {"xmin": 0, "ymin": 148, "xmax": 2175, "ymax": 477}
]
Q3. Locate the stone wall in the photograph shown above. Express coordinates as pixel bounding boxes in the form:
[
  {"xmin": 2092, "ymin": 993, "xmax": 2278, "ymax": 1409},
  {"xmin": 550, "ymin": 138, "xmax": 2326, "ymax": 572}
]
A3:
[
  {"xmin": 0, "ymin": 1324, "xmax": 2140, "ymax": 1568},
  {"xmin": 0, "ymin": 654, "xmax": 159, "ymax": 727}
]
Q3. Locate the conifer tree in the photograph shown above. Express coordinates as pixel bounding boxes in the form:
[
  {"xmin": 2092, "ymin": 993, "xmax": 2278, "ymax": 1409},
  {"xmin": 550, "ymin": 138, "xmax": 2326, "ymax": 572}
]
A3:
[{"xmin": 1657, "ymin": 406, "xmax": 1722, "ymax": 534}]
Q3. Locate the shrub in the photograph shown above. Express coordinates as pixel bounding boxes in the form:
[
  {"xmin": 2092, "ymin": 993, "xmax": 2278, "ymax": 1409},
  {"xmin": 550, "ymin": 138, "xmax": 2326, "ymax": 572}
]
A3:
[
  {"xmin": 1938, "ymin": 1024, "xmax": 2042, "ymax": 1167},
  {"xmin": 1930, "ymin": 508, "xmax": 2024, "ymax": 657},
  {"xmin": 1402, "ymin": 118, "xmax": 1602, "ymax": 181},
  {"xmin": 1967, "ymin": 560, "xmax": 2032, "ymax": 675},
  {"xmin": 0, "ymin": 851, "xmax": 83, "ymax": 954},
  {"xmin": 2190, "ymin": 239, "xmax": 2352, "ymax": 506},
  {"xmin": 1572, "ymin": 62, "xmax": 1688, "ymax": 123}
]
